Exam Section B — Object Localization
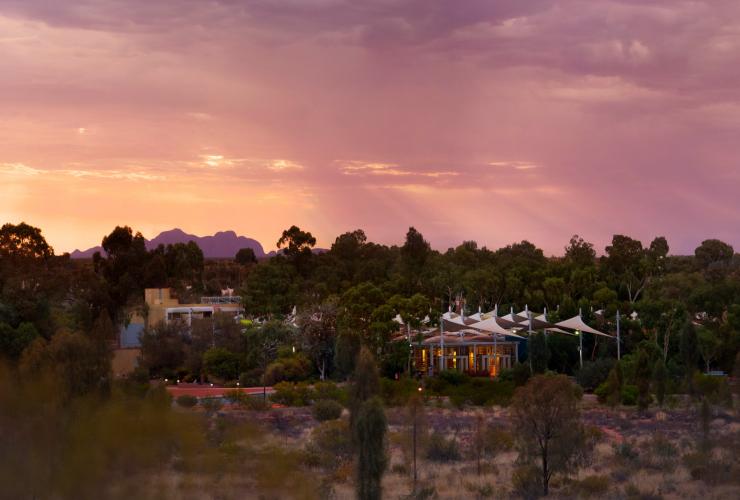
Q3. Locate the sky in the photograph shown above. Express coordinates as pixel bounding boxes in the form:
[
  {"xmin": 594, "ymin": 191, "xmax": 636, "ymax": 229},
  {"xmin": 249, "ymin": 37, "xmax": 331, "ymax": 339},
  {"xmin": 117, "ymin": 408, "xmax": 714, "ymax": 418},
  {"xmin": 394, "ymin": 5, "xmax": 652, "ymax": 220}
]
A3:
[{"xmin": 1, "ymin": 0, "xmax": 740, "ymax": 256}]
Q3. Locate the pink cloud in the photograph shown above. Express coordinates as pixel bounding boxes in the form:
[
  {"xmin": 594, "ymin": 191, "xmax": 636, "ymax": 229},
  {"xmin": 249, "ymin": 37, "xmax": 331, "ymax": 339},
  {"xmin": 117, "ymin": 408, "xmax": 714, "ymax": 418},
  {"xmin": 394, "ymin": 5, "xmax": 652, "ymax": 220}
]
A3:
[{"xmin": 1, "ymin": 1, "xmax": 740, "ymax": 255}]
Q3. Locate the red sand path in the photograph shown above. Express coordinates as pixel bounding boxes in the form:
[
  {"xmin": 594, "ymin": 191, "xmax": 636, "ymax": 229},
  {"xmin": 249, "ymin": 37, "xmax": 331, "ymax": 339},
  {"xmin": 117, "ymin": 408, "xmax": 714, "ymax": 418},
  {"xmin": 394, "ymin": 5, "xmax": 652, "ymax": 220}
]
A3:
[{"xmin": 166, "ymin": 384, "xmax": 274, "ymax": 398}]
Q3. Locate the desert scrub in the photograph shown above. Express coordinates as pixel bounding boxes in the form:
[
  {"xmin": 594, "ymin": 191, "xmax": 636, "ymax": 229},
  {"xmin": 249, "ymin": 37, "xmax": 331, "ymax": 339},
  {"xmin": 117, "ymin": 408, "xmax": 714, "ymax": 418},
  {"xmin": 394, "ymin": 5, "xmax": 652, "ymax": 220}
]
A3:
[
  {"xmin": 425, "ymin": 431, "xmax": 460, "ymax": 462},
  {"xmin": 312, "ymin": 399, "xmax": 343, "ymax": 421}
]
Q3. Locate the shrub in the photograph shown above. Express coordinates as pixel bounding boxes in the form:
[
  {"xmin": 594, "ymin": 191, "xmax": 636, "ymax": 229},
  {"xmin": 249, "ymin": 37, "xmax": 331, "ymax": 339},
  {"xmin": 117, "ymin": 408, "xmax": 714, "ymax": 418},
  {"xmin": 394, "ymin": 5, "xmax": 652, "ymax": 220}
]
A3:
[
  {"xmin": 499, "ymin": 363, "xmax": 531, "ymax": 386},
  {"xmin": 313, "ymin": 399, "xmax": 343, "ymax": 421},
  {"xmin": 202, "ymin": 347, "xmax": 240, "ymax": 381},
  {"xmin": 380, "ymin": 377, "xmax": 420, "ymax": 406},
  {"xmin": 511, "ymin": 465, "xmax": 542, "ymax": 499},
  {"xmin": 313, "ymin": 381, "xmax": 346, "ymax": 403},
  {"xmin": 447, "ymin": 378, "xmax": 515, "ymax": 407},
  {"xmin": 241, "ymin": 395, "xmax": 269, "ymax": 411},
  {"xmin": 176, "ymin": 394, "xmax": 198, "ymax": 408},
  {"xmin": 594, "ymin": 382, "xmax": 609, "ymax": 403},
  {"xmin": 239, "ymin": 369, "xmax": 262, "ymax": 387},
  {"xmin": 438, "ymin": 370, "xmax": 469, "ymax": 386},
  {"xmin": 305, "ymin": 420, "xmax": 353, "ymax": 469},
  {"xmin": 621, "ymin": 385, "xmax": 638, "ymax": 406},
  {"xmin": 263, "ymin": 353, "xmax": 312, "ymax": 385},
  {"xmin": 576, "ymin": 359, "xmax": 615, "ymax": 392},
  {"xmin": 574, "ymin": 475, "xmax": 609, "ymax": 498},
  {"xmin": 271, "ymin": 381, "xmax": 313, "ymax": 406},
  {"xmin": 693, "ymin": 372, "xmax": 731, "ymax": 403},
  {"xmin": 426, "ymin": 431, "xmax": 460, "ymax": 462},
  {"xmin": 613, "ymin": 441, "xmax": 638, "ymax": 465}
]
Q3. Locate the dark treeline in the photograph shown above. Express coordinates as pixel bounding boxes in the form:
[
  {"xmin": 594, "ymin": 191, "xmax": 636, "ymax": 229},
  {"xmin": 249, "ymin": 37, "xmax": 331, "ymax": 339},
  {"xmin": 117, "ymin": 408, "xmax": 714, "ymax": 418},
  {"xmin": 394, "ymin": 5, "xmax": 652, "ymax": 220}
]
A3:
[{"xmin": 1, "ymin": 222, "xmax": 740, "ymax": 387}]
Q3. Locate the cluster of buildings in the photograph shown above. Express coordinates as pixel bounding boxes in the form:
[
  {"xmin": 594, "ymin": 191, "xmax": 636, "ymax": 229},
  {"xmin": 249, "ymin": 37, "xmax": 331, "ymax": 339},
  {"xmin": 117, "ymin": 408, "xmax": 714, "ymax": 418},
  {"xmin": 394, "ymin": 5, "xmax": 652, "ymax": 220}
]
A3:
[
  {"xmin": 398, "ymin": 307, "xmax": 614, "ymax": 377},
  {"xmin": 112, "ymin": 287, "xmax": 614, "ymax": 379},
  {"xmin": 112, "ymin": 288, "xmax": 244, "ymax": 376}
]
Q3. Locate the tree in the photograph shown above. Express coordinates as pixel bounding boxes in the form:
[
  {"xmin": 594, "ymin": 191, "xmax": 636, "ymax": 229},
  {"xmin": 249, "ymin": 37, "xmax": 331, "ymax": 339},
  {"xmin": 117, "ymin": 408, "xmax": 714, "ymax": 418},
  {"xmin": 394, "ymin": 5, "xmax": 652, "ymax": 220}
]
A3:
[
  {"xmin": 335, "ymin": 331, "xmax": 361, "ymax": 379},
  {"xmin": 235, "ymin": 247, "xmax": 257, "ymax": 266},
  {"xmin": 510, "ymin": 374, "xmax": 594, "ymax": 496},
  {"xmin": 203, "ymin": 347, "xmax": 240, "ymax": 380},
  {"xmin": 694, "ymin": 239, "xmax": 734, "ymax": 269},
  {"xmin": 349, "ymin": 347, "xmax": 381, "ymax": 431},
  {"xmin": 529, "ymin": 332, "xmax": 550, "ymax": 374},
  {"xmin": 697, "ymin": 327, "xmax": 720, "ymax": 373},
  {"xmin": 635, "ymin": 348, "xmax": 652, "ymax": 411},
  {"xmin": 406, "ymin": 394, "xmax": 427, "ymax": 492},
  {"xmin": 564, "ymin": 235, "xmax": 595, "ymax": 267},
  {"xmin": 401, "ymin": 227, "xmax": 431, "ymax": 291},
  {"xmin": 680, "ymin": 322, "xmax": 700, "ymax": 391},
  {"xmin": 0, "ymin": 222, "xmax": 53, "ymax": 259},
  {"xmin": 298, "ymin": 302, "xmax": 337, "ymax": 380},
  {"xmin": 276, "ymin": 225, "xmax": 316, "ymax": 273},
  {"xmin": 242, "ymin": 259, "xmax": 297, "ymax": 317},
  {"xmin": 139, "ymin": 321, "xmax": 187, "ymax": 378},
  {"xmin": 604, "ymin": 361, "xmax": 623, "ymax": 407},
  {"xmin": 604, "ymin": 235, "xmax": 651, "ymax": 303},
  {"xmin": 94, "ymin": 226, "xmax": 149, "ymax": 318},
  {"xmin": 19, "ymin": 329, "xmax": 111, "ymax": 401},
  {"xmin": 653, "ymin": 359, "xmax": 667, "ymax": 406},
  {"xmin": 354, "ymin": 397, "xmax": 388, "ymax": 500},
  {"xmin": 0, "ymin": 322, "xmax": 38, "ymax": 360}
]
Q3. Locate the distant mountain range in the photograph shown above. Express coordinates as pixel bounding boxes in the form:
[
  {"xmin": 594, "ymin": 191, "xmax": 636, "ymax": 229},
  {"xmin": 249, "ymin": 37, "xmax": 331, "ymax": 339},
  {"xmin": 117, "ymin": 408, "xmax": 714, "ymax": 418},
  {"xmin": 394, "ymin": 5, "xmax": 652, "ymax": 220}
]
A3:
[{"xmin": 70, "ymin": 228, "xmax": 267, "ymax": 259}]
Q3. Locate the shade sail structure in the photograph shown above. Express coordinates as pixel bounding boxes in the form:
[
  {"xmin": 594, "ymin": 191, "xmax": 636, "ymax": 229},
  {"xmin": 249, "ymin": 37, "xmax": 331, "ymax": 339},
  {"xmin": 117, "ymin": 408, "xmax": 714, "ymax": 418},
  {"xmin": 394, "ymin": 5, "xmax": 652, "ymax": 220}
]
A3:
[
  {"xmin": 555, "ymin": 315, "xmax": 612, "ymax": 337},
  {"xmin": 469, "ymin": 317, "xmax": 510, "ymax": 335},
  {"xmin": 501, "ymin": 312, "xmax": 528, "ymax": 323},
  {"xmin": 517, "ymin": 317, "xmax": 559, "ymax": 331},
  {"xmin": 442, "ymin": 317, "xmax": 469, "ymax": 332}
]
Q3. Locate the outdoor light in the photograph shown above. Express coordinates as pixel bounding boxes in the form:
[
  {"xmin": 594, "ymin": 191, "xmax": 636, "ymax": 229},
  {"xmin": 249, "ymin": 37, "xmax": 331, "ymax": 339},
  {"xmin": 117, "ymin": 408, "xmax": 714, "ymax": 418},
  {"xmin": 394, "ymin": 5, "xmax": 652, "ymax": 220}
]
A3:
[
  {"xmin": 418, "ymin": 387, "xmax": 423, "ymax": 392},
  {"xmin": 210, "ymin": 383, "xmax": 214, "ymax": 387},
  {"xmin": 164, "ymin": 378, "xmax": 168, "ymax": 382},
  {"xmin": 236, "ymin": 382, "xmax": 240, "ymax": 386}
]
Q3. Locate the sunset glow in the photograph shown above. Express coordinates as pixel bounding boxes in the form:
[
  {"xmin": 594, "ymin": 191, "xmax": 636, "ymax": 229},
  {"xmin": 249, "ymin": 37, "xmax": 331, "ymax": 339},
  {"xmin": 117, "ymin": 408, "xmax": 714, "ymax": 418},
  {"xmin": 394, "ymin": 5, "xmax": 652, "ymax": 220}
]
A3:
[{"xmin": 2, "ymin": 1, "xmax": 740, "ymax": 254}]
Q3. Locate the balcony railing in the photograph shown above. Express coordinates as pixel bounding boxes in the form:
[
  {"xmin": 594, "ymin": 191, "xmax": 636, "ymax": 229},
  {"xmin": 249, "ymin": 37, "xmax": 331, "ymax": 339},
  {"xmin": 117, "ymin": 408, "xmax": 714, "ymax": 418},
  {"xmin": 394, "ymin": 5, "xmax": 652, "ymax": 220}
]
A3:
[{"xmin": 199, "ymin": 296, "xmax": 242, "ymax": 304}]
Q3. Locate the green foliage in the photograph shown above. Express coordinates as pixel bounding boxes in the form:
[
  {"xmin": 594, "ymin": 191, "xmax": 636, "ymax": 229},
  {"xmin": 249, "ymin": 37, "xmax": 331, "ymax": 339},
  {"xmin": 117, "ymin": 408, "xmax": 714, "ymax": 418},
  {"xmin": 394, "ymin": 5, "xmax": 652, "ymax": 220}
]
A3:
[
  {"xmin": 576, "ymin": 358, "xmax": 615, "ymax": 391},
  {"xmin": 334, "ymin": 332, "xmax": 361, "ymax": 379},
  {"xmin": 0, "ymin": 321, "xmax": 38, "ymax": 360},
  {"xmin": 305, "ymin": 419, "xmax": 353, "ymax": 469},
  {"xmin": 621, "ymin": 385, "xmax": 638, "ymax": 405},
  {"xmin": 511, "ymin": 374, "xmax": 595, "ymax": 496},
  {"xmin": 202, "ymin": 347, "xmax": 240, "ymax": 381},
  {"xmin": 602, "ymin": 361, "xmax": 624, "ymax": 406},
  {"xmin": 499, "ymin": 363, "xmax": 531, "ymax": 386},
  {"xmin": 235, "ymin": 247, "xmax": 257, "ymax": 265},
  {"xmin": 312, "ymin": 399, "xmax": 343, "ymax": 421},
  {"xmin": 349, "ymin": 347, "xmax": 380, "ymax": 426},
  {"xmin": 653, "ymin": 359, "xmax": 667, "ymax": 406},
  {"xmin": 529, "ymin": 332, "xmax": 550, "ymax": 374},
  {"xmin": 426, "ymin": 431, "xmax": 460, "ymax": 462},
  {"xmin": 354, "ymin": 396, "xmax": 388, "ymax": 500},
  {"xmin": 380, "ymin": 377, "xmax": 420, "ymax": 406},
  {"xmin": 313, "ymin": 380, "xmax": 346, "ymax": 403},
  {"xmin": 263, "ymin": 352, "xmax": 312, "ymax": 385},
  {"xmin": 139, "ymin": 321, "xmax": 187, "ymax": 378},
  {"xmin": 271, "ymin": 381, "xmax": 313, "ymax": 406},
  {"xmin": 635, "ymin": 349, "xmax": 652, "ymax": 410}
]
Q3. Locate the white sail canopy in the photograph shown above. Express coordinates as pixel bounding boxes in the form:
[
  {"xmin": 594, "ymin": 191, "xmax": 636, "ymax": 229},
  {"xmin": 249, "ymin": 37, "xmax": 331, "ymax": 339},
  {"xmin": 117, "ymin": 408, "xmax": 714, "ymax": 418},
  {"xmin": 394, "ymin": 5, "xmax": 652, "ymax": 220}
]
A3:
[{"xmin": 555, "ymin": 315, "xmax": 612, "ymax": 337}]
